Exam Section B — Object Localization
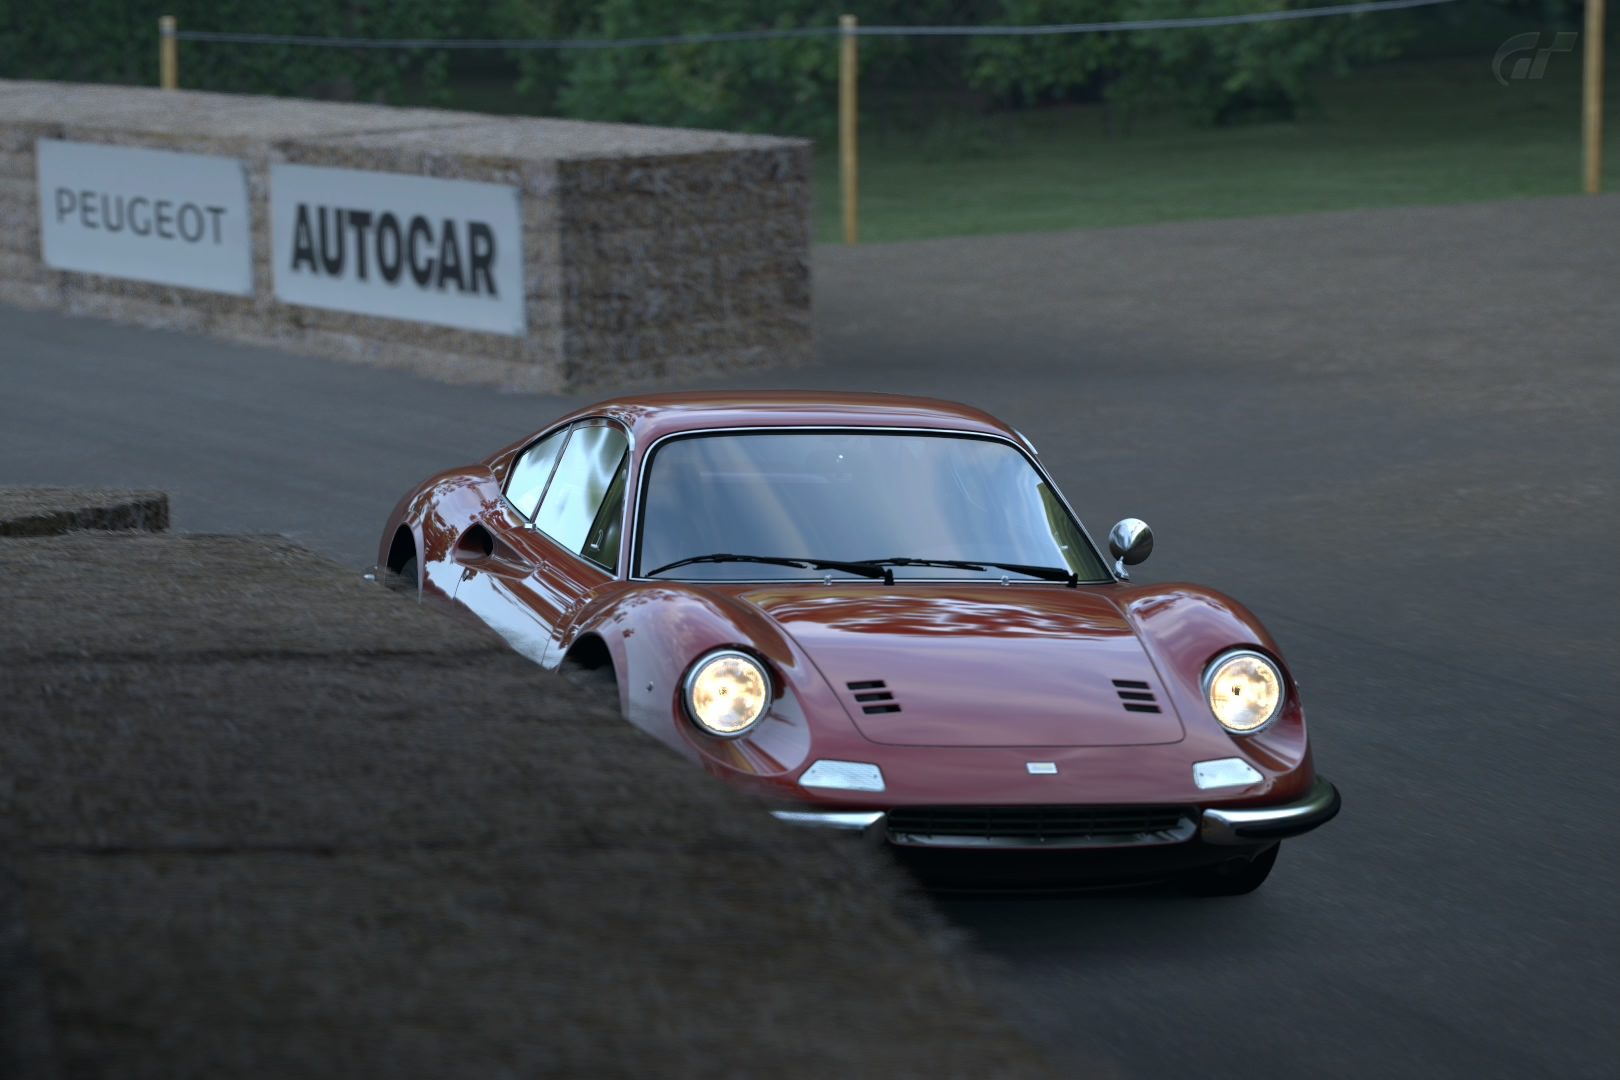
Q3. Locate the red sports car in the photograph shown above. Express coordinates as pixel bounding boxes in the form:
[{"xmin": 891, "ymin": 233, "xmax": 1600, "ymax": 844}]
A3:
[{"xmin": 378, "ymin": 392, "xmax": 1338, "ymax": 892}]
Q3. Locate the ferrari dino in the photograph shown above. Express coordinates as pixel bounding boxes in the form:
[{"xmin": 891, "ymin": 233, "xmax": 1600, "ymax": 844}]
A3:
[{"xmin": 378, "ymin": 391, "xmax": 1339, "ymax": 891}]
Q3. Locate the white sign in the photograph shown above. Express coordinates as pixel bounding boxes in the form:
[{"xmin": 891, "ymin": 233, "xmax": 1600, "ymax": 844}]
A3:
[
  {"xmin": 36, "ymin": 139, "xmax": 253, "ymax": 295},
  {"xmin": 270, "ymin": 164, "xmax": 526, "ymax": 336}
]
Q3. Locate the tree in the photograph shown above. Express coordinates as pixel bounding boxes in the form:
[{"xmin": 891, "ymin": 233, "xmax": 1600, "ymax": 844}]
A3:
[{"xmin": 966, "ymin": 0, "xmax": 1415, "ymax": 126}]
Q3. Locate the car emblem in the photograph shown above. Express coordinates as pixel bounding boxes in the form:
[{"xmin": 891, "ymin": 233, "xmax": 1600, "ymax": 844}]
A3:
[{"xmin": 1026, "ymin": 762, "xmax": 1058, "ymax": 775}]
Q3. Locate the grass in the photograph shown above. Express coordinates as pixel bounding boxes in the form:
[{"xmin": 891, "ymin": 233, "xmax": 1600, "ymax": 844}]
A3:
[
  {"xmin": 418, "ymin": 46, "xmax": 1618, "ymax": 245},
  {"xmin": 810, "ymin": 52, "xmax": 1620, "ymax": 243}
]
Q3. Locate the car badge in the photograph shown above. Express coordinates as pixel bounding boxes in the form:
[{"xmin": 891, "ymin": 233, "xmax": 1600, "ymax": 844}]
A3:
[{"xmin": 1026, "ymin": 762, "xmax": 1058, "ymax": 775}]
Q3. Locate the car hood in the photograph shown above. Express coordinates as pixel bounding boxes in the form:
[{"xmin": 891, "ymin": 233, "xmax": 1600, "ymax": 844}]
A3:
[{"xmin": 735, "ymin": 585, "xmax": 1186, "ymax": 748}]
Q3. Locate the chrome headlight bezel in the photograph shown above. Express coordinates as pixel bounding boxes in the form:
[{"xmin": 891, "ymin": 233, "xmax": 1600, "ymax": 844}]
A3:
[
  {"xmin": 682, "ymin": 648, "xmax": 772, "ymax": 738},
  {"xmin": 1202, "ymin": 648, "xmax": 1286, "ymax": 735}
]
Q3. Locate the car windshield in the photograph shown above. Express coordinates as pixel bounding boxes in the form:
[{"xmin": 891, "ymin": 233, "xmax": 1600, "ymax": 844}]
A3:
[{"xmin": 635, "ymin": 431, "xmax": 1110, "ymax": 582}]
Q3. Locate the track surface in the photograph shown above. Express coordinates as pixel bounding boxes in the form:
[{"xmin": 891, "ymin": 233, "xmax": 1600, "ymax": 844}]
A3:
[{"xmin": 4, "ymin": 195, "xmax": 1617, "ymax": 1079}]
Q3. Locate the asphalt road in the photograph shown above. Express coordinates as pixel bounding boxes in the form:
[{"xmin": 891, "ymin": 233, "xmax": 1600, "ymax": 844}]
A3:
[{"xmin": 4, "ymin": 195, "xmax": 1617, "ymax": 1079}]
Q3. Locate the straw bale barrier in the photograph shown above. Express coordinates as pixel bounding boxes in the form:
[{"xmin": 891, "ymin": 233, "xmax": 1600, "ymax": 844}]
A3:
[
  {"xmin": 0, "ymin": 487, "xmax": 169, "ymax": 536},
  {"xmin": 0, "ymin": 489, "xmax": 1049, "ymax": 1078},
  {"xmin": 0, "ymin": 80, "xmax": 811, "ymax": 390}
]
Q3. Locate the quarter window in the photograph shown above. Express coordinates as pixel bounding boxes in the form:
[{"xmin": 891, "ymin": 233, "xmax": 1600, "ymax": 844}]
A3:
[
  {"xmin": 534, "ymin": 423, "xmax": 629, "ymax": 561},
  {"xmin": 505, "ymin": 428, "xmax": 568, "ymax": 520},
  {"xmin": 580, "ymin": 456, "xmax": 630, "ymax": 571}
]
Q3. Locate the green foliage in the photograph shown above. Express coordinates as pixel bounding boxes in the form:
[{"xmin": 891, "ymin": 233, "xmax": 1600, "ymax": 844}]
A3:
[
  {"xmin": 564, "ymin": 0, "xmax": 840, "ymax": 134},
  {"xmin": 966, "ymin": 0, "xmax": 1126, "ymax": 107},
  {"xmin": 1497, "ymin": 0, "xmax": 1584, "ymax": 21},
  {"xmin": 0, "ymin": 1, "xmax": 460, "ymax": 102},
  {"xmin": 485, "ymin": 0, "xmax": 600, "ymax": 111},
  {"xmin": 494, "ymin": 1, "xmax": 848, "ymax": 136},
  {"xmin": 967, "ymin": 0, "xmax": 1414, "ymax": 124},
  {"xmin": 1, "ymin": 0, "xmax": 1435, "ymax": 131}
]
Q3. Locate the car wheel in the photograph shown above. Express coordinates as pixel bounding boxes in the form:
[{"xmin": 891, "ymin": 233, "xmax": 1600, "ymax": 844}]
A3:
[{"xmin": 1183, "ymin": 843, "xmax": 1279, "ymax": 896}]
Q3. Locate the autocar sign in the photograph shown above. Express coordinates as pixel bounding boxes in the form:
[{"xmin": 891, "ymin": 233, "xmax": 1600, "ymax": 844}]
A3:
[
  {"xmin": 35, "ymin": 139, "xmax": 253, "ymax": 295},
  {"xmin": 270, "ymin": 163, "xmax": 526, "ymax": 336}
]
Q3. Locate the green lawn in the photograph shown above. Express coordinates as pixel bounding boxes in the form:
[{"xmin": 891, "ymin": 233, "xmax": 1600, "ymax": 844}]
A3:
[
  {"xmin": 424, "ymin": 49, "xmax": 1617, "ymax": 245},
  {"xmin": 812, "ymin": 53, "xmax": 1620, "ymax": 243}
]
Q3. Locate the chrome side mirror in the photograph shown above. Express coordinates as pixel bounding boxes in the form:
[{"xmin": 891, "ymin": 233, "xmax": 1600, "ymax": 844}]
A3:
[{"xmin": 1108, "ymin": 518, "xmax": 1153, "ymax": 580}]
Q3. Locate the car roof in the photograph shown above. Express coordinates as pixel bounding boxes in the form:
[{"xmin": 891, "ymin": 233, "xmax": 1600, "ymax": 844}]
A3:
[{"xmin": 555, "ymin": 390, "xmax": 1021, "ymax": 448}]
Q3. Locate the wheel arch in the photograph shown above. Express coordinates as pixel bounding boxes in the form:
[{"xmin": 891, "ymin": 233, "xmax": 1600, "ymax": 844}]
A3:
[
  {"xmin": 562, "ymin": 630, "xmax": 615, "ymax": 673},
  {"xmin": 385, "ymin": 523, "xmax": 416, "ymax": 574}
]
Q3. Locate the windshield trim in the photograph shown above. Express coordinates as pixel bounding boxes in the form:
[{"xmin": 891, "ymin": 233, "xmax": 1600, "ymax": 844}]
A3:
[{"xmin": 626, "ymin": 425, "xmax": 1115, "ymax": 585}]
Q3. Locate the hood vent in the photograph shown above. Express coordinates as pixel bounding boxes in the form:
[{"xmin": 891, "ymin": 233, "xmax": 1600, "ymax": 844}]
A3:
[
  {"xmin": 1112, "ymin": 678, "xmax": 1161, "ymax": 714},
  {"xmin": 848, "ymin": 679, "xmax": 901, "ymax": 715}
]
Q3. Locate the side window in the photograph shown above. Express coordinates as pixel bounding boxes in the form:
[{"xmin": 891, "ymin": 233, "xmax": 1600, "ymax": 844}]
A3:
[
  {"xmin": 534, "ymin": 423, "xmax": 629, "ymax": 560},
  {"xmin": 504, "ymin": 428, "xmax": 569, "ymax": 520},
  {"xmin": 580, "ymin": 456, "xmax": 629, "ymax": 571}
]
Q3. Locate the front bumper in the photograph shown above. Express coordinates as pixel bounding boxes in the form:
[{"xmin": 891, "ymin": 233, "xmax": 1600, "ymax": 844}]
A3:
[
  {"xmin": 770, "ymin": 776, "xmax": 1341, "ymax": 849},
  {"xmin": 770, "ymin": 810, "xmax": 886, "ymax": 831},
  {"xmin": 1200, "ymin": 776, "xmax": 1340, "ymax": 845}
]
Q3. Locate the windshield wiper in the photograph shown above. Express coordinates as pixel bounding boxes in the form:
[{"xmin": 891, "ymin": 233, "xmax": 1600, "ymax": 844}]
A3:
[
  {"xmin": 855, "ymin": 556, "xmax": 1078, "ymax": 588},
  {"xmin": 644, "ymin": 553, "xmax": 892, "ymax": 583}
]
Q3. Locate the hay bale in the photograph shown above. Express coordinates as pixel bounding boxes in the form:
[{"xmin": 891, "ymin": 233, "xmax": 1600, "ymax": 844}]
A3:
[
  {"xmin": 0, "ymin": 871, "xmax": 57, "ymax": 1080},
  {"xmin": 0, "ymin": 81, "xmax": 811, "ymax": 391},
  {"xmin": 0, "ymin": 488, "xmax": 168, "ymax": 536},
  {"xmin": 0, "ymin": 526, "xmax": 1051, "ymax": 1078}
]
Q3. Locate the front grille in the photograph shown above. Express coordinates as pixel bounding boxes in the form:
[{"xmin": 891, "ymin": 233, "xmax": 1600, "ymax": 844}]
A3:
[{"xmin": 886, "ymin": 805, "xmax": 1195, "ymax": 848}]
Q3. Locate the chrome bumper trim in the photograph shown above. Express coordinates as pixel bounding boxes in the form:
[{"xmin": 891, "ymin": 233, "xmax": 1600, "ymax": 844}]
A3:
[
  {"xmin": 1201, "ymin": 776, "xmax": 1341, "ymax": 846},
  {"xmin": 770, "ymin": 810, "xmax": 886, "ymax": 832}
]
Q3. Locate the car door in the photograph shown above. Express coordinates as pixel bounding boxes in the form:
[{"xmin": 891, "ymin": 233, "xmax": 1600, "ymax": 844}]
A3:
[{"xmin": 450, "ymin": 425, "xmax": 569, "ymax": 666}]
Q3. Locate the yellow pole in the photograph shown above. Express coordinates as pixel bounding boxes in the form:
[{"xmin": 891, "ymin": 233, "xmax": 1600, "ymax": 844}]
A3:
[
  {"xmin": 159, "ymin": 15, "xmax": 178, "ymax": 90},
  {"xmin": 839, "ymin": 14, "xmax": 859, "ymax": 245},
  {"xmin": 1584, "ymin": 0, "xmax": 1606, "ymax": 193}
]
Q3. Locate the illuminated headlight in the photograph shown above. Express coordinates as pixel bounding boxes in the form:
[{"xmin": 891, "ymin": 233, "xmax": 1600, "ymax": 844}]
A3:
[
  {"xmin": 1203, "ymin": 649, "xmax": 1285, "ymax": 734},
  {"xmin": 799, "ymin": 760, "xmax": 886, "ymax": 793},
  {"xmin": 684, "ymin": 650, "xmax": 771, "ymax": 737}
]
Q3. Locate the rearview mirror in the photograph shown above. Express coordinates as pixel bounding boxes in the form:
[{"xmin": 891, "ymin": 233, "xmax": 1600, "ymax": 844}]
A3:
[{"xmin": 1108, "ymin": 518, "xmax": 1153, "ymax": 580}]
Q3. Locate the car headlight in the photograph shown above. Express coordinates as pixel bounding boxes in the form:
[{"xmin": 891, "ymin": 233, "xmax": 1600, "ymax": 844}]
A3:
[
  {"xmin": 1203, "ymin": 649, "xmax": 1285, "ymax": 734},
  {"xmin": 684, "ymin": 650, "xmax": 771, "ymax": 737}
]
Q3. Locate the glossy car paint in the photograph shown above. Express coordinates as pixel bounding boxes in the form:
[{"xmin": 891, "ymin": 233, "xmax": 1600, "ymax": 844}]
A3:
[{"xmin": 379, "ymin": 391, "xmax": 1317, "ymax": 825}]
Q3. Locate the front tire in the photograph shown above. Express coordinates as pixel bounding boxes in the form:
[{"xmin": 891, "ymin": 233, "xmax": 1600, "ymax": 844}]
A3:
[{"xmin": 1183, "ymin": 843, "xmax": 1279, "ymax": 896}]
